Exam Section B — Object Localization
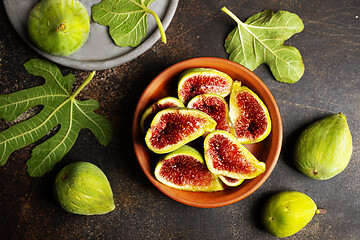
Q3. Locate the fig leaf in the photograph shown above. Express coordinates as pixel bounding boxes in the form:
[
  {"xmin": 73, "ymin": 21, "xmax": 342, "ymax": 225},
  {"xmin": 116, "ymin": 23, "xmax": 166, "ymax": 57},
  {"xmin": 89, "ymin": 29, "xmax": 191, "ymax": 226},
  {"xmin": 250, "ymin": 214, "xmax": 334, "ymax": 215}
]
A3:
[
  {"xmin": 0, "ymin": 59, "xmax": 112, "ymax": 177},
  {"xmin": 92, "ymin": 0, "xmax": 166, "ymax": 47},
  {"xmin": 222, "ymin": 7, "xmax": 304, "ymax": 83}
]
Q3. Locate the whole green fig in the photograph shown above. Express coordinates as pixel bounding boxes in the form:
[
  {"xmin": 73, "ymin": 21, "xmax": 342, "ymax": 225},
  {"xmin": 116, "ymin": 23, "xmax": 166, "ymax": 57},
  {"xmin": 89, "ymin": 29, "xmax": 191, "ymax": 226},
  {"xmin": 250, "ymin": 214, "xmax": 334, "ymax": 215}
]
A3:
[
  {"xmin": 28, "ymin": 0, "xmax": 90, "ymax": 56},
  {"xmin": 54, "ymin": 162, "xmax": 115, "ymax": 215},
  {"xmin": 262, "ymin": 191, "xmax": 318, "ymax": 238},
  {"xmin": 295, "ymin": 113, "xmax": 352, "ymax": 180}
]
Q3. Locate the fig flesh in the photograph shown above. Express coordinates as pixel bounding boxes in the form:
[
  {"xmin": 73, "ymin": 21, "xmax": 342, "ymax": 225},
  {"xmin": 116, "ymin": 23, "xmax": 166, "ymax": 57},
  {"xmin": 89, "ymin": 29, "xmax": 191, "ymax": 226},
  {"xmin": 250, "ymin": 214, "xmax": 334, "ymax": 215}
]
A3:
[
  {"xmin": 155, "ymin": 145, "xmax": 224, "ymax": 192},
  {"xmin": 177, "ymin": 68, "xmax": 233, "ymax": 104},
  {"xmin": 204, "ymin": 130, "xmax": 265, "ymax": 179},
  {"xmin": 262, "ymin": 191, "xmax": 318, "ymax": 238},
  {"xmin": 187, "ymin": 94, "xmax": 234, "ymax": 135},
  {"xmin": 229, "ymin": 81, "xmax": 271, "ymax": 144},
  {"xmin": 218, "ymin": 175, "xmax": 244, "ymax": 187},
  {"xmin": 140, "ymin": 97, "xmax": 184, "ymax": 133},
  {"xmin": 28, "ymin": 0, "xmax": 90, "ymax": 56},
  {"xmin": 54, "ymin": 162, "xmax": 115, "ymax": 215},
  {"xmin": 145, "ymin": 108, "xmax": 217, "ymax": 154},
  {"xmin": 295, "ymin": 113, "xmax": 353, "ymax": 180}
]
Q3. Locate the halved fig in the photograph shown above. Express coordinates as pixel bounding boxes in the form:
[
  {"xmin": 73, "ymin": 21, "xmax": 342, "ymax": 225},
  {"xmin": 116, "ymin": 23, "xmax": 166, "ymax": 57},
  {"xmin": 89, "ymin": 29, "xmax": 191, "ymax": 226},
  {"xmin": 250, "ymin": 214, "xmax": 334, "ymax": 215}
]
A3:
[
  {"xmin": 187, "ymin": 94, "xmax": 234, "ymax": 135},
  {"xmin": 155, "ymin": 145, "xmax": 224, "ymax": 192},
  {"xmin": 145, "ymin": 108, "xmax": 217, "ymax": 154},
  {"xmin": 140, "ymin": 97, "xmax": 185, "ymax": 133},
  {"xmin": 229, "ymin": 81, "xmax": 271, "ymax": 144},
  {"xmin": 219, "ymin": 175, "xmax": 244, "ymax": 187},
  {"xmin": 177, "ymin": 68, "xmax": 233, "ymax": 104},
  {"xmin": 204, "ymin": 130, "xmax": 266, "ymax": 179}
]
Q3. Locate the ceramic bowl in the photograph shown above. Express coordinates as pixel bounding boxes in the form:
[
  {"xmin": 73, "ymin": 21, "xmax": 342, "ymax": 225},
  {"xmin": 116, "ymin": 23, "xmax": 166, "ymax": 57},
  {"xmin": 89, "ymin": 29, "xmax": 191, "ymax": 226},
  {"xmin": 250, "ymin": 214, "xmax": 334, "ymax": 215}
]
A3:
[
  {"xmin": 132, "ymin": 57, "xmax": 282, "ymax": 208},
  {"xmin": 4, "ymin": 0, "xmax": 179, "ymax": 70}
]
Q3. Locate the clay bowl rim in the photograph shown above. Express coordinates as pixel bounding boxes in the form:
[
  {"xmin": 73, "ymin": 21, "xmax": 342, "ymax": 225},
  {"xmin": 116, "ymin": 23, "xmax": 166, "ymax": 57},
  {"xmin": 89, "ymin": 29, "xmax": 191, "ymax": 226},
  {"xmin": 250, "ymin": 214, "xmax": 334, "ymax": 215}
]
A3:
[{"xmin": 132, "ymin": 57, "xmax": 283, "ymax": 208}]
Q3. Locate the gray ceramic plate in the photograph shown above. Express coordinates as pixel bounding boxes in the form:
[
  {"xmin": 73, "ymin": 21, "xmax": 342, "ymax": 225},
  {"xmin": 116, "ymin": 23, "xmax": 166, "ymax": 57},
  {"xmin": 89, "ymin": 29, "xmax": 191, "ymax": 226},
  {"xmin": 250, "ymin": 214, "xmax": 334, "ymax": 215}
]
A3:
[{"xmin": 4, "ymin": 0, "xmax": 178, "ymax": 70}]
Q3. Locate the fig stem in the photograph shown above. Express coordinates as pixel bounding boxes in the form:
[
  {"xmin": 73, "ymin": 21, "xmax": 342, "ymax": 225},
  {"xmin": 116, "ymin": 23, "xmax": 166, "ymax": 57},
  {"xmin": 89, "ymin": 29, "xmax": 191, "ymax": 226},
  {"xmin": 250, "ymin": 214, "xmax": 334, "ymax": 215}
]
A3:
[
  {"xmin": 315, "ymin": 208, "xmax": 327, "ymax": 214},
  {"xmin": 57, "ymin": 22, "xmax": 67, "ymax": 32},
  {"xmin": 71, "ymin": 71, "xmax": 96, "ymax": 99}
]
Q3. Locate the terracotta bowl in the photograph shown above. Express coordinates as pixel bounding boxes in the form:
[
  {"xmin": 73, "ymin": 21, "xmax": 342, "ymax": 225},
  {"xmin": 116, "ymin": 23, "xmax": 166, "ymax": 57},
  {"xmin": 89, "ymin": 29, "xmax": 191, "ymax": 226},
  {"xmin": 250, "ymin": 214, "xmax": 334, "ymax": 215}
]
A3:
[{"xmin": 132, "ymin": 57, "xmax": 282, "ymax": 208}]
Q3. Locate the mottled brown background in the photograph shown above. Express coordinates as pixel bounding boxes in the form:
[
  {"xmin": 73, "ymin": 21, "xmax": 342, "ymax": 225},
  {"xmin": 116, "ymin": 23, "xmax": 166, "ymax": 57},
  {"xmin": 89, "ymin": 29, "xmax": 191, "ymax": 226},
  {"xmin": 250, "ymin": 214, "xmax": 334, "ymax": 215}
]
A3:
[{"xmin": 0, "ymin": 0, "xmax": 359, "ymax": 239}]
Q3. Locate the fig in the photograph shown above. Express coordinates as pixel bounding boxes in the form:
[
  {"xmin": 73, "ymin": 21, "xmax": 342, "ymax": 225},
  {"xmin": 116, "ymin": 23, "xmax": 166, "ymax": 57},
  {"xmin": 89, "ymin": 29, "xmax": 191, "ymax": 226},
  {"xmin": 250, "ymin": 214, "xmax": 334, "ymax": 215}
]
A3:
[
  {"xmin": 229, "ymin": 81, "xmax": 271, "ymax": 144},
  {"xmin": 218, "ymin": 175, "xmax": 244, "ymax": 187},
  {"xmin": 154, "ymin": 145, "xmax": 224, "ymax": 192},
  {"xmin": 28, "ymin": 0, "xmax": 90, "ymax": 56},
  {"xmin": 177, "ymin": 68, "xmax": 233, "ymax": 104},
  {"xmin": 262, "ymin": 191, "xmax": 319, "ymax": 238},
  {"xmin": 187, "ymin": 94, "xmax": 234, "ymax": 135},
  {"xmin": 204, "ymin": 130, "xmax": 266, "ymax": 179},
  {"xmin": 145, "ymin": 108, "xmax": 217, "ymax": 154},
  {"xmin": 54, "ymin": 162, "xmax": 115, "ymax": 215},
  {"xmin": 295, "ymin": 113, "xmax": 353, "ymax": 180},
  {"xmin": 140, "ymin": 97, "xmax": 184, "ymax": 134}
]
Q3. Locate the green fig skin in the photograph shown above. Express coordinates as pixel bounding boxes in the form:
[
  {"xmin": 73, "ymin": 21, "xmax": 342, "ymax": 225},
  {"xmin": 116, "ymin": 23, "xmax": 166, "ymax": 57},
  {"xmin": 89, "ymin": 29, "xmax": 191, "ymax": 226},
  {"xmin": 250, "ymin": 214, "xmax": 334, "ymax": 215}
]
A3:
[
  {"xmin": 295, "ymin": 113, "xmax": 353, "ymax": 180},
  {"xmin": 54, "ymin": 162, "xmax": 115, "ymax": 215},
  {"xmin": 262, "ymin": 191, "xmax": 318, "ymax": 238},
  {"xmin": 28, "ymin": 0, "xmax": 90, "ymax": 56}
]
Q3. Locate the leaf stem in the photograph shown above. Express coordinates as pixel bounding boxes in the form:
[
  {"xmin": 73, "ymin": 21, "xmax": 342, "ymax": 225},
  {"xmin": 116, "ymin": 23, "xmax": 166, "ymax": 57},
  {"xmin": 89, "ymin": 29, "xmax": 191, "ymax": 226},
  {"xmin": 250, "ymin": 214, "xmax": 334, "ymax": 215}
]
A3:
[
  {"xmin": 145, "ymin": 8, "xmax": 167, "ymax": 44},
  {"xmin": 221, "ymin": 7, "xmax": 243, "ymax": 25},
  {"xmin": 71, "ymin": 71, "xmax": 96, "ymax": 99}
]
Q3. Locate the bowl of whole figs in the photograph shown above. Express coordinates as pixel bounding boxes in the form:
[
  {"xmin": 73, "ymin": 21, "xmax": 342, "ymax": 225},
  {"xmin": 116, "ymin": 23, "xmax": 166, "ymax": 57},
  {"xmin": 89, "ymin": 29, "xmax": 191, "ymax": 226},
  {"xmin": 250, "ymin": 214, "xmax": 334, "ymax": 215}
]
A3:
[{"xmin": 132, "ymin": 57, "xmax": 283, "ymax": 208}]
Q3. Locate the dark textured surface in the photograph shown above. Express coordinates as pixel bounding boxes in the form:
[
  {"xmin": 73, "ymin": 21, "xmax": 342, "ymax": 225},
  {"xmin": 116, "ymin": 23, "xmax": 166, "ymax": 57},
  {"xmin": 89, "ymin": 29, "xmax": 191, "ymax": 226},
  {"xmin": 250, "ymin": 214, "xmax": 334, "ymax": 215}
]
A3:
[{"xmin": 0, "ymin": 0, "xmax": 359, "ymax": 239}]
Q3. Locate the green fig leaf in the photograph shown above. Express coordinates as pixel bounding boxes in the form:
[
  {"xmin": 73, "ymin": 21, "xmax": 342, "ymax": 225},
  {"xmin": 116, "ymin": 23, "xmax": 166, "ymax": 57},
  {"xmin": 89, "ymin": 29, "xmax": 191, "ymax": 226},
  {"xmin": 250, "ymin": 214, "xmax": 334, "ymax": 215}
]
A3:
[
  {"xmin": 92, "ymin": 0, "xmax": 166, "ymax": 47},
  {"xmin": 222, "ymin": 7, "xmax": 304, "ymax": 83},
  {"xmin": 0, "ymin": 59, "xmax": 112, "ymax": 177}
]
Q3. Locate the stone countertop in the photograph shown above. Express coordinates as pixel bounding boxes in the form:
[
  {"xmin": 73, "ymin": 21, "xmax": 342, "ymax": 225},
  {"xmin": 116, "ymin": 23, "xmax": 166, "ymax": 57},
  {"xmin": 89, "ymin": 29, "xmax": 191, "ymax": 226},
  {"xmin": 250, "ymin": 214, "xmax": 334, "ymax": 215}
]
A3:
[{"xmin": 0, "ymin": 0, "xmax": 359, "ymax": 239}]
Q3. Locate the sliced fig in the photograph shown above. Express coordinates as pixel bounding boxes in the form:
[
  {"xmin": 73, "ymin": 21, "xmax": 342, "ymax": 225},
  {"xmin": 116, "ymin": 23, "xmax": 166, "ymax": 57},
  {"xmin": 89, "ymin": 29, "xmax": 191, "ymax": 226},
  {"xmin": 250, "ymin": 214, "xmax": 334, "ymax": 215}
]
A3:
[
  {"xmin": 140, "ymin": 97, "xmax": 185, "ymax": 133},
  {"xmin": 155, "ymin": 145, "xmax": 224, "ymax": 192},
  {"xmin": 229, "ymin": 81, "xmax": 271, "ymax": 144},
  {"xmin": 187, "ymin": 94, "xmax": 234, "ymax": 135},
  {"xmin": 177, "ymin": 68, "xmax": 233, "ymax": 104},
  {"xmin": 219, "ymin": 175, "xmax": 244, "ymax": 187},
  {"xmin": 145, "ymin": 108, "xmax": 217, "ymax": 154},
  {"xmin": 204, "ymin": 130, "xmax": 266, "ymax": 179}
]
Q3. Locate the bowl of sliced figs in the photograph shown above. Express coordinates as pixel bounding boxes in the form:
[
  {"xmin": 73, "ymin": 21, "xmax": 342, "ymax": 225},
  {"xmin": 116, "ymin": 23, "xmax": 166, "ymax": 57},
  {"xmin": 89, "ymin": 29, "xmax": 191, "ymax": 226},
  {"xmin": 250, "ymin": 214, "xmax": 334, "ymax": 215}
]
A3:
[{"xmin": 132, "ymin": 57, "xmax": 283, "ymax": 208}]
